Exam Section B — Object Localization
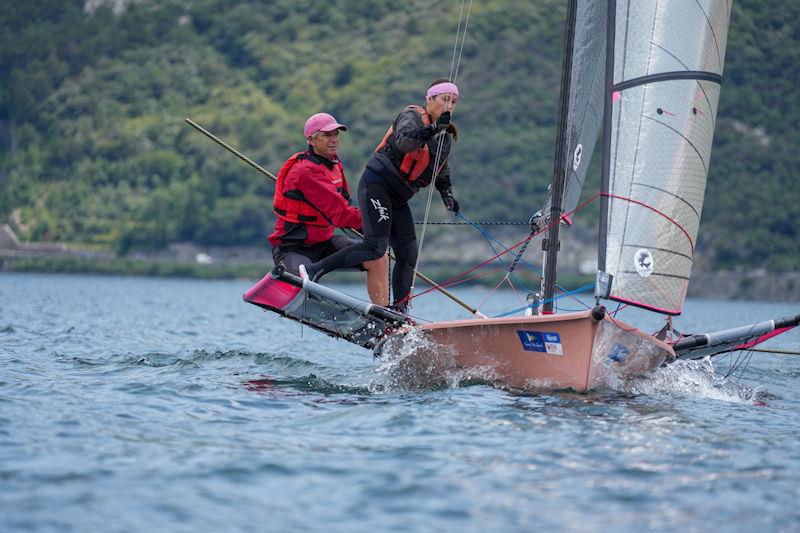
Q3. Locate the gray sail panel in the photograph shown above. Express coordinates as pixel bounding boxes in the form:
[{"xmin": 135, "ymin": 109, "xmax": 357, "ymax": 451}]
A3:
[
  {"xmin": 614, "ymin": 0, "xmax": 730, "ymax": 81},
  {"xmin": 539, "ymin": 0, "xmax": 607, "ymax": 225},
  {"xmin": 603, "ymin": 0, "xmax": 731, "ymax": 314}
]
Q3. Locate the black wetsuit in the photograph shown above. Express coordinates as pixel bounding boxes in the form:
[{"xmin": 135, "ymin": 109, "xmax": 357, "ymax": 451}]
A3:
[{"xmin": 310, "ymin": 106, "xmax": 454, "ymax": 309}]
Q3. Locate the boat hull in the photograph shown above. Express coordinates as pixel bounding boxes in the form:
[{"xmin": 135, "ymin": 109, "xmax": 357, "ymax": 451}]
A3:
[{"xmin": 376, "ymin": 309, "xmax": 675, "ymax": 392}]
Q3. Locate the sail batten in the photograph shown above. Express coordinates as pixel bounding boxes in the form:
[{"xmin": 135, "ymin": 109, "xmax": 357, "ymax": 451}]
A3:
[
  {"xmin": 613, "ymin": 70, "xmax": 722, "ymax": 91},
  {"xmin": 630, "ymin": 182, "xmax": 702, "ymax": 219}
]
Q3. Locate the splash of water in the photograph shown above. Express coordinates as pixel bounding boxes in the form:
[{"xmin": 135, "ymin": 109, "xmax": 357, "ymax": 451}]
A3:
[
  {"xmin": 370, "ymin": 328, "xmax": 503, "ymax": 392},
  {"xmin": 620, "ymin": 357, "xmax": 766, "ymax": 404}
]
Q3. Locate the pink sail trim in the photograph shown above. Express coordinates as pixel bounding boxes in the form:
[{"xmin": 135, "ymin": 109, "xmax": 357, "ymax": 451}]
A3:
[
  {"xmin": 608, "ymin": 294, "xmax": 680, "ymax": 316},
  {"xmin": 735, "ymin": 326, "xmax": 795, "ymax": 350}
]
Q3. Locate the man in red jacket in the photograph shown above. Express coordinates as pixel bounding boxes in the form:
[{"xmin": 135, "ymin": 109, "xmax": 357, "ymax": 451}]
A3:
[{"xmin": 268, "ymin": 112, "xmax": 388, "ymax": 305}]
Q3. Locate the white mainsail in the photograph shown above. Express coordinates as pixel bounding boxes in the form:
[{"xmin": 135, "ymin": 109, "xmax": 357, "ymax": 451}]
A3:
[{"xmin": 600, "ymin": 0, "xmax": 732, "ymax": 314}]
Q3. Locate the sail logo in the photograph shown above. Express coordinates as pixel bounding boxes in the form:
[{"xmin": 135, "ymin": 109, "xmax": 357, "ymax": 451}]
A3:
[
  {"xmin": 370, "ymin": 198, "xmax": 389, "ymax": 222},
  {"xmin": 517, "ymin": 330, "xmax": 563, "ymax": 355},
  {"xmin": 634, "ymin": 248, "xmax": 654, "ymax": 277},
  {"xmin": 573, "ymin": 144, "xmax": 583, "ymax": 171}
]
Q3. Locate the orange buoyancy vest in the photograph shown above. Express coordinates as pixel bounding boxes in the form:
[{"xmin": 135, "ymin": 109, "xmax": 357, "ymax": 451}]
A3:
[
  {"xmin": 273, "ymin": 151, "xmax": 346, "ymax": 227},
  {"xmin": 374, "ymin": 105, "xmax": 432, "ymax": 184}
]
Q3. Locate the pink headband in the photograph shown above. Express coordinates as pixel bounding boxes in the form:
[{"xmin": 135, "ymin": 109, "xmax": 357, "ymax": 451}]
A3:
[{"xmin": 426, "ymin": 82, "xmax": 459, "ymax": 100}]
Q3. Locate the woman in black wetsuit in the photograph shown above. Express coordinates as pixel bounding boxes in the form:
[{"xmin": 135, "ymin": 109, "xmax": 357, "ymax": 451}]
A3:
[{"xmin": 302, "ymin": 78, "xmax": 461, "ymax": 313}]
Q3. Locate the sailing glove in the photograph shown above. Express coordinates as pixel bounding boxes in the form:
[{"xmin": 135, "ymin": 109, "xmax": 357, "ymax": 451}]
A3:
[
  {"xmin": 435, "ymin": 111, "xmax": 451, "ymax": 131},
  {"xmin": 440, "ymin": 188, "xmax": 460, "ymax": 214},
  {"xmin": 421, "ymin": 112, "xmax": 452, "ymax": 140}
]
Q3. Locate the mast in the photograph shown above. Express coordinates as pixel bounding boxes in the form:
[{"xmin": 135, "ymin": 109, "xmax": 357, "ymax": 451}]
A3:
[
  {"xmin": 596, "ymin": 0, "xmax": 615, "ymax": 302},
  {"xmin": 542, "ymin": 0, "xmax": 578, "ymax": 314}
]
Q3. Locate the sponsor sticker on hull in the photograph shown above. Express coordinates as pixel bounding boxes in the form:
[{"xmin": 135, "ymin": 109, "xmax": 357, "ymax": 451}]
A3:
[{"xmin": 517, "ymin": 330, "xmax": 563, "ymax": 355}]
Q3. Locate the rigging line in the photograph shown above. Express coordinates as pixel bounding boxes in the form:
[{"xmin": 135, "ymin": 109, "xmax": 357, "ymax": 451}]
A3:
[
  {"xmin": 455, "ymin": 211, "xmax": 537, "ymax": 294},
  {"xmin": 505, "ymin": 276, "xmax": 527, "ymax": 307},
  {"xmin": 415, "ymin": 189, "xmax": 607, "ymax": 306},
  {"xmin": 727, "ymin": 349, "xmax": 754, "ymax": 381},
  {"xmin": 475, "ymin": 269, "xmax": 514, "ymax": 315},
  {"xmin": 413, "ymin": 220, "xmax": 530, "ymax": 226},
  {"xmin": 737, "ymin": 351, "xmax": 756, "ymax": 383},
  {"xmin": 747, "ymin": 347, "xmax": 800, "ymax": 356},
  {"xmin": 737, "ymin": 351, "xmax": 755, "ymax": 380},
  {"xmin": 722, "ymin": 322, "xmax": 759, "ymax": 379},
  {"xmin": 449, "ymin": 0, "xmax": 466, "ymax": 82},
  {"xmin": 455, "ymin": 210, "xmax": 544, "ymax": 276},
  {"xmin": 409, "ymin": 155, "xmax": 441, "ymax": 308},
  {"xmin": 451, "ymin": 0, "xmax": 473, "ymax": 84},
  {"xmin": 410, "ymin": 0, "xmax": 472, "ymax": 306},
  {"xmin": 492, "ymin": 283, "xmax": 595, "ymax": 318},
  {"xmin": 411, "ymin": 267, "xmax": 502, "ymax": 296},
  {"xmin": 500, "ymin": 231, "xmax": 537, "ymax": 296},
  {"xmin": 410, "ymin": 236, "xmax": 530, "ymax": 300},
  {"xmin": 450, "ymin": 200, "xmax": 604, "ymax": 308}
]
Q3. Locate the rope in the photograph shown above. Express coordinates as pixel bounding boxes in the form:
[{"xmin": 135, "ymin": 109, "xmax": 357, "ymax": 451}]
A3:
[
  {"xmin": 409, "ymin": 0, "xmax": 473, "ymax": 311},
  {"xmin": 414, "ymin": 220, "xmax": 531, "ymax": 225},
  {"xmin": 449, "ymin": 210, "xmax": 592, "ymax": 312},
  {"xmin": 454, "ymin": 211, "xmax": 537, "ymax": 294},
  {"xmin": 505, "ymin": 230, "xmax": 535, "ymax": 276},
  {"xmin": 491, "ymin": 283, "xmax": 595, "ymax": 318},
  {"xmin": 747, "ymin": 347, "xmax": 800, "ymax": 355}
]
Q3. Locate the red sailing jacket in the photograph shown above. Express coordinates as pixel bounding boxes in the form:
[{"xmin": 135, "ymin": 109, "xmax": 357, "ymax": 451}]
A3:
[{"xmin": 268, "ymin": 150, "xmax": 362, "ymax": 247}]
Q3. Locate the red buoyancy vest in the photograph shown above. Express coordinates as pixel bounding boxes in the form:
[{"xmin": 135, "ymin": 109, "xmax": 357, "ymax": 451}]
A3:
[
  {"xmin": 375, "ymin": 105, "xmax": 432, "ymax": 184},
  {"xmin": 273, "ymin": 152, "xmax": 347, "ymax": 227}
]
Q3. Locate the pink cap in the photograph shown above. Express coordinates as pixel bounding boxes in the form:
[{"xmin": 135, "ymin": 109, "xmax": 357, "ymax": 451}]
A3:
[{"xmin": 303, "ymin": 112, "xmax": 347, "ymax": 138}]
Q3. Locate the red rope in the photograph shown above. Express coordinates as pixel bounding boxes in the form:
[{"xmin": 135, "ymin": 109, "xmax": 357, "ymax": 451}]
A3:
[{"xmin": 406, "ymin": 190, "xmax": 694, "ymax": 308}]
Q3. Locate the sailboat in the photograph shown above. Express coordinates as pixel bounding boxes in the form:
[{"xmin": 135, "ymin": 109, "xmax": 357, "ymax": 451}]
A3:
[{"xmin": 243, "ymin": 0, "xmax": 798, "ymax": 392}]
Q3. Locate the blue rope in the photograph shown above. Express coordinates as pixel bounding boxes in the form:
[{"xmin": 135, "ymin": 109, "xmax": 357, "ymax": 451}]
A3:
[
  {"xmin": 452, "ymin": 211, "xmax": 536, "ymax": 293},
  {"xmin": 491, "ymin": 283, "xmax": 595, "ymax": 318},
  {"xmin": 452, "ymin": 210, "xmax": 588, "ymax": 301}
]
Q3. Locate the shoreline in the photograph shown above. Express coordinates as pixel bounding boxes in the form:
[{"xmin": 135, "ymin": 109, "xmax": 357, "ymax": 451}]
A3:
[
  {"xmin": 2, "ymin": 252, "xmax": 798, "ymax": 302},
  {"xmin": 2, "ymin": 225, "xmax": 798, "ymax": 301}
]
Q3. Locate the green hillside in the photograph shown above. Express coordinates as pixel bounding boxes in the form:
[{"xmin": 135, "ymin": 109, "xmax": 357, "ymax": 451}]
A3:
[{"xmin": 0, "ymin": 0, "xmax": 797, "ymax": 270}]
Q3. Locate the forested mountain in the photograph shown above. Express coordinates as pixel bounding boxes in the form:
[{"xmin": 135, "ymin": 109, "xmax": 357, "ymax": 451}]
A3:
[{"xmin": 1, "ymin": 0, "xmax": 797, "ymax": 271}]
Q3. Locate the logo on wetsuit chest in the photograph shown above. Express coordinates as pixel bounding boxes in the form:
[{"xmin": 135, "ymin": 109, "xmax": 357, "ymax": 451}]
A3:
[{"xmin": 370, "ymin": 198, "xmax": 389, "ymax": 222}]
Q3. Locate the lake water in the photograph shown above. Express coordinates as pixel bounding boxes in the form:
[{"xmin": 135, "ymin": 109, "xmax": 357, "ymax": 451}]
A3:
[{"xmin": 2, "ymin": 272, "xmax": 799, "ymax": 532}]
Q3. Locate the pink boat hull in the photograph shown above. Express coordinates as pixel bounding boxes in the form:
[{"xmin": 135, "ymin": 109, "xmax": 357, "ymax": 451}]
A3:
[{"xmin": 378, "ymin": 309, "xmax": 675, "ymax": 392}]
